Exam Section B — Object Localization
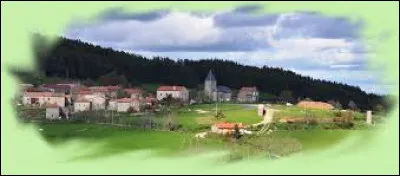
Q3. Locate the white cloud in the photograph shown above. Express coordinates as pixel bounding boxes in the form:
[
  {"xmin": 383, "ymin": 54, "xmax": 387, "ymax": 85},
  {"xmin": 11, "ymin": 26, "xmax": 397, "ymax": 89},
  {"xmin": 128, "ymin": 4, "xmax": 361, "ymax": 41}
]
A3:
[{"xmin": 63, "ymin": 8, "xmax": 388, "ymax": 94}]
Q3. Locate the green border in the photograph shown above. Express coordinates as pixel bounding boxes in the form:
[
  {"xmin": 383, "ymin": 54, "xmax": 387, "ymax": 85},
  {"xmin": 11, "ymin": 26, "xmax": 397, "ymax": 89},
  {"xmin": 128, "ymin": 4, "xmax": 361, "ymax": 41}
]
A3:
[{"xmin": 1, "ymin": 1, "xmax": 398, "ymax": 174}]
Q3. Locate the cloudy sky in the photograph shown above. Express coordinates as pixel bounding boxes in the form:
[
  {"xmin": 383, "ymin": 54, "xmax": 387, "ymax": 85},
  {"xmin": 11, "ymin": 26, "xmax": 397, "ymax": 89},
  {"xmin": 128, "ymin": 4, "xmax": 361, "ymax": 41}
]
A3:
[{"xmin": 64, "ymin": 5, "xmax": 392, "ymax": 95}]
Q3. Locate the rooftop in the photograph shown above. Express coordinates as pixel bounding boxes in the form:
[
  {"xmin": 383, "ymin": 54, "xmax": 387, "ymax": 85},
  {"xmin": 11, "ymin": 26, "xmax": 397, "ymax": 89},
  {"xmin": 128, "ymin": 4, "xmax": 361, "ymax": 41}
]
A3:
[
  {"xmin": 217, "ymin": 86, "xmax": 231, "ymax": 93},
  {"xmin": 157, "ymin": 86, "xmax": 187, "ymax": 91},
  {"xmin": 240, "ymin": 87, "xmax": 257, "ymax": 92}
]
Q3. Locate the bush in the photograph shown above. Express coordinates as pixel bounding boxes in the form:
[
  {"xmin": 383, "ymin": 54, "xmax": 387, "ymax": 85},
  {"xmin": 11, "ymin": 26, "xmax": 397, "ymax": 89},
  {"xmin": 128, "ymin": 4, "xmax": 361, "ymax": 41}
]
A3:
[{"xmin": 214, "ymin": 111, "xmax": 226, "ymax": 119}]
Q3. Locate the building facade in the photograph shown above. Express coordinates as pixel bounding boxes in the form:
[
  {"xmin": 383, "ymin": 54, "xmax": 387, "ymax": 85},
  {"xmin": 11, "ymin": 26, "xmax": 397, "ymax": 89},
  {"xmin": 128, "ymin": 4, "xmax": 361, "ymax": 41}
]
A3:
[
  {"xmin": 237, "ymin": 87, "xmax": 259, "ymax": 103},
  {"xmin": 22, "ymin": 92, "xmax": 66, "ymax": 107},
  {"xmin": 156, "ymin": 86, "xmax": 189, "ymax": 102},
  {"xmin": 116, "ymin": 98, "xmax": 141, "ymax": 112},
  {"xmin": 46, "ymin": 104, "xmax": 60, "ymax": 120},
  {"xmin": 216, "ymin": 86, "xmax": 232, "ymax": 102}
]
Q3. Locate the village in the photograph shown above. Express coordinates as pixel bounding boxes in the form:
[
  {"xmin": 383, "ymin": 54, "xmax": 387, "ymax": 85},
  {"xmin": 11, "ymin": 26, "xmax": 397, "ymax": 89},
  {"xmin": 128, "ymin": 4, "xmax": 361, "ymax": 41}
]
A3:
[{"xmin": 16, "ymin": 69, "xmax": 380, "ymax": 140}]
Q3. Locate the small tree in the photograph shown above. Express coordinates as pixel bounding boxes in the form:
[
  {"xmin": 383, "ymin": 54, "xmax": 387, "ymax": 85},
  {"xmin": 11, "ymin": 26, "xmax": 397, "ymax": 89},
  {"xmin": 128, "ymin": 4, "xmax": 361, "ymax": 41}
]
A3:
[
  {"xmin": 214, "ymin": 111, "xmax": 226, "ymax": 119},
  {"xmin": 374, "ymin": 104, "xmax": 385, "ymax": 114},
  {"xmin": 117, "ymin": 89, "xmax": 129, "ymax": 98},
  {"xmin": 127, "ymin": 107, "xmax": 135, "ymax": 113},
  {"xmin": 335, "ymin": 101, "xmax": 343, "ymax": 110},
  {"xmin": 348, "ymin": 100, "xmax": 357, "ymax": 111}
]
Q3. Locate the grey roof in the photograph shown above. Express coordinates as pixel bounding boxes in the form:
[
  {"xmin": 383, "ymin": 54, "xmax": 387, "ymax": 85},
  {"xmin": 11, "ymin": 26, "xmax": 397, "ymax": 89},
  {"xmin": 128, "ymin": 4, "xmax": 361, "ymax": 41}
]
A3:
[
  {"xmin": 205, "ymin": 70, "xmax": 216, "ymax": 81},
  {"xmin": 217, "ymin": 86, "xmax": 231, "ymax": 93}
]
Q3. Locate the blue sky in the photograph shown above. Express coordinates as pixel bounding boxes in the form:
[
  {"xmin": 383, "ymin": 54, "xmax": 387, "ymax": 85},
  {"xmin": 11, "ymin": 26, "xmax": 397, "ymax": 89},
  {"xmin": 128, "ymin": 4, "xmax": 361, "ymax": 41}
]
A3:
[{"xmin": 64, "ymin": 5, "xmax": 393, "ymax": 95}]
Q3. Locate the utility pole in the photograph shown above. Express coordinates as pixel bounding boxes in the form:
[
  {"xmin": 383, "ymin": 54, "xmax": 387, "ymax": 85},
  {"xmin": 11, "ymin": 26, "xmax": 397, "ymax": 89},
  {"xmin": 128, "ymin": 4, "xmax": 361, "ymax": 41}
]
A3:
[{"xmin": 215, "ymin": 101, "xmax": 218, "ymax": 116}]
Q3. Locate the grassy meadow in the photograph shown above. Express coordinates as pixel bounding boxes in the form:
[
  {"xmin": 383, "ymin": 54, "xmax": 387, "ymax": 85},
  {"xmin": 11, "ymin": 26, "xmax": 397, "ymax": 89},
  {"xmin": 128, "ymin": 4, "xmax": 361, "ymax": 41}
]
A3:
[{"xmin": 21, "ymin": 103, "xmax": 385, "ymax": 161}]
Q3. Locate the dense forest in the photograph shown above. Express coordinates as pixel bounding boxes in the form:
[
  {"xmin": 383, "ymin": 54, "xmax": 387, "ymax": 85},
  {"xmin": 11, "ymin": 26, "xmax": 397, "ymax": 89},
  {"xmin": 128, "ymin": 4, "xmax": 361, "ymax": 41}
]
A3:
[{"xmin": 11, "ymin": 34, "xmax": 394, "ymax": 112}]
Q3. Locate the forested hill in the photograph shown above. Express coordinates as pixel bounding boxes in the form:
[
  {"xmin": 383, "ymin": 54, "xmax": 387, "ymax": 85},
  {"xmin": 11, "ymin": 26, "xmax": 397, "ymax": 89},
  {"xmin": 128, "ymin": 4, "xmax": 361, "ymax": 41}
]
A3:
[{"xmin": 16, "ymin": 34, "xmax": 390, "ymax": 111}]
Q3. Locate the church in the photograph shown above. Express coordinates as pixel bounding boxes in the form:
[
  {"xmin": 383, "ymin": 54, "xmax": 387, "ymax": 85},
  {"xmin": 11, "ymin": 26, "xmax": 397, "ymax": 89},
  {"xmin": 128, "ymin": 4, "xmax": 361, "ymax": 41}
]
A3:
[{"xmin": 204, "ymin": 70, "xmax": 232, "ymax": 102}]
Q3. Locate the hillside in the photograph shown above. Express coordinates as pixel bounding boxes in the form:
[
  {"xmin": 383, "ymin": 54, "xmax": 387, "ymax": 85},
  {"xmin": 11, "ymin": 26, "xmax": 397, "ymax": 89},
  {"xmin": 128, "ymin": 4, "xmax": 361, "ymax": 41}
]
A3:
[{"xmin": 12, "ymin": 34, "xmax": 390, "ymax": 111}]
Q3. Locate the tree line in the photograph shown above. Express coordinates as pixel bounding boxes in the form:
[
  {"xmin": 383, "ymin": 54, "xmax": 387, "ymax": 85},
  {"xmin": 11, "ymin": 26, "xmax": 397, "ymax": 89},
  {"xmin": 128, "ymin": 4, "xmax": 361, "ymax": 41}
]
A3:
[{"xmin": 11, "ymin": 33, "xmax": 394, "ymax": 112}]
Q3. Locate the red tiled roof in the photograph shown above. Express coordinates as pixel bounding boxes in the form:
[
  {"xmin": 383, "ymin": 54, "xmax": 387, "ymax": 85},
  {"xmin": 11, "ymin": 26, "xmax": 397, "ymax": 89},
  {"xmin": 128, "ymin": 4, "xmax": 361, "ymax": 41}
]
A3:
[
  {"xmin": 75, "ymin": 98, "xmax": 91, "ymax": 103},
  {"xmin": 24, "ymin": 92, "xmax": 65, "ymax": 97},
  {"xmin": 25, "ymin": 87, "xmax": 43, "ymax": 92},
  {"xmin": 240, "ymin": 87, "xmax": 257, "ymax": 92},
  {"xmin": 40, "ymin": 84, "xmax": 71, "ymax": 90},
  {"xmin": 214, "ymin": 122, "xmax": 244, "ymax": 129},
  {"xmin": 78, "ymin": 90, "xmax": 93, "ymax": 95},
  {"xmin": 116, "ymin": 98, "xmax": 139, "ymax": 103},
  {"xmin": 90, "ymin": 86, "xmax": 120, "ymax": 92},
  {"xmin": 124, "ymin": 88, "xmax": 142, "ymax": 94},
  {"xmin": 157, "ymin": 86, "xmax": 187, "ymax": 91}
]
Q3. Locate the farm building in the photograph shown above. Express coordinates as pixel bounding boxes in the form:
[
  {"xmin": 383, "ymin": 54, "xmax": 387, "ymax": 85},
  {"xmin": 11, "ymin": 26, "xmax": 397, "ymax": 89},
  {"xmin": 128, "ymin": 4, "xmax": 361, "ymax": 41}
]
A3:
[
  {"xmin": 74, "ymin": 98, "xmax": 91, "ymax": 112},
  {"xmin": 237, "ymin": 87, "xmax": 259, "ymax": 103},
  {"xmin": 297, "ymin": 101, "xmax": 334, "ymax": 110},
  {"xmin": 89, "ymin": 85, "xmax": 120, "ymax": 98},
  {"xmin": 216, "ymin": 86, "xmax": 232, "ymax": 102},
  {"xmin": 22, "ymin": 92, "xmax": 66, "ymax": 107},
  {"xmin": 124, "ymin": 88, "xmax": 144, "ymax": 99},
  {"xmin": 156, "ymin": 86, "xmax": 189, "ymax": 102},
  {"xmin": 116, "ymin": 98, "xmax": 141, "ymax": 112}
]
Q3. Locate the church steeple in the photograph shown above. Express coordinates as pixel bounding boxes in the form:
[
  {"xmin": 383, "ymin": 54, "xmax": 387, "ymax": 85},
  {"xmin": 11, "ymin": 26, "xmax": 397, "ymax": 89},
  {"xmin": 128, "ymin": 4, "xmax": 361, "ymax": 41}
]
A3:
[{"xmin": 206, "ymin": 70, "xmax": 216, "ymax": 81}]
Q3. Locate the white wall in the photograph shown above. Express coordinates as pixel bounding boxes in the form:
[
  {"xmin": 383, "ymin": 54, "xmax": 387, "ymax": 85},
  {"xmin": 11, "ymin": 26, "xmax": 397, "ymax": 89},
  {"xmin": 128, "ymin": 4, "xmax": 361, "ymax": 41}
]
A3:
[
  {"xmin": 74, "ymin": 102, "xmax": 90, "ymax": 112},
  {"xmin": 157, "ymin": 90, "xmax": 189, "ymax": 102},
  {"xmin": 23, "ymin": 96, "xmax": 65, "ymax": 107}
]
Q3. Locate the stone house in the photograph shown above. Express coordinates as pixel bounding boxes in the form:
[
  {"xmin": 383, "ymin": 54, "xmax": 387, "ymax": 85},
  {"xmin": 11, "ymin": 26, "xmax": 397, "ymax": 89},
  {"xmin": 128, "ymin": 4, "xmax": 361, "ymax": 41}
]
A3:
[
  {"xmin": 237, "ymin": 87, "xmax": 259, "ymax": 103},
  {"xmin": 73, "ymin": 98, "xmax": 91, "ymax": 112},
  {"xmin": 46, "ymin": 104, "xmax": 60, "ymax": 120},
  {"xmin": 89, "ymin": 85, "xmax": 120, "ymax": 98},
  {"xmin": 156, "ymin": 86, "xmax": 189, "ymax": 102},
  {"xmin": 116, "ymin": 98, "xmax": 141, "ymax": 112},
  {"xmin": 216, "ymin": 86, "xmax": 232, "ymax": 102},
  {"xmin": 74, "ymin": 92, "xmax": 106, "ymax": 111},
  {"xmin": 22, "ymin": 92, "xmax": 66, "ymax": 107},
  {"xmin": 124, "ymin": 88, "xmax": 143, "ymax": 99}
]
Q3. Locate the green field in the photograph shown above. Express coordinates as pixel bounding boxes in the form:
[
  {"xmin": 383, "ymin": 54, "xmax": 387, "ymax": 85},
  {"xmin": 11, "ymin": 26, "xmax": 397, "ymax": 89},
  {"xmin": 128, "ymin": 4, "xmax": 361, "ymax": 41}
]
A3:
[
  {"xmin": 36, "ymin": 122, "xmax": 366, "ymax": 161},
  {"xmin": 22, "ymin": 103, "xmax": 383, "ymax": 161}
]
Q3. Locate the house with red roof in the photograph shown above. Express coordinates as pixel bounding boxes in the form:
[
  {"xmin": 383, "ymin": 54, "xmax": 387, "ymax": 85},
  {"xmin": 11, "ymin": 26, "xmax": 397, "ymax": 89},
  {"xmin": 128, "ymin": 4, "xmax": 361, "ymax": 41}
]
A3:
[
  {"xmin": 156, "ymin": 86, "xmax": 189, "ymax": 102},
  {"xmin": 124, "ymin": 88, "xmax": 143, "ymax": 99},
  {"xmin": 22, "ymin": 91, "xmax": 66, "ymax": 107},
  {"xmin": 89, "ymin": 85, "xmax": 121, "ymax": 98},
  {"xmin": 39, "ymin": 84, "xmax": 72, "ymax": 94},
  {"xmin": 74, "ymin": 98, "xmax": 91, "ymax": 112},
  {"xmin": 116, "ymin": 98, "xmax": 141, "ymax": 112},
  {"xmin": 237, "ymin": 86, "xmax": 259, "ymax": 103}
]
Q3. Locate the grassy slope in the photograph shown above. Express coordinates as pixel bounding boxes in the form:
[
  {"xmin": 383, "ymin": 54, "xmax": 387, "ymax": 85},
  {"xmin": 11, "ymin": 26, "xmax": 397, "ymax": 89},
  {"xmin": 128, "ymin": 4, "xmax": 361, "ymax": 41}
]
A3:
[{"xmin": 29, "ymin": 103, "xmax": 378, "ymax": 160}]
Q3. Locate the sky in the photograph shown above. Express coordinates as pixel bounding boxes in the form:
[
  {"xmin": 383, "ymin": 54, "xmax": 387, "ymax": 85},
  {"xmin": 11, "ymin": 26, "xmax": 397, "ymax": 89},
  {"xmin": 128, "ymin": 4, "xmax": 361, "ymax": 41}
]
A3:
[{"xmin": 64, "ymin": 4, "xmax": 394, "ymax": 95}]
